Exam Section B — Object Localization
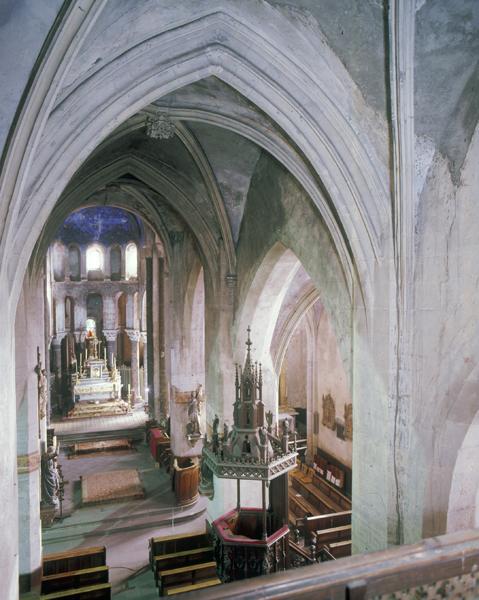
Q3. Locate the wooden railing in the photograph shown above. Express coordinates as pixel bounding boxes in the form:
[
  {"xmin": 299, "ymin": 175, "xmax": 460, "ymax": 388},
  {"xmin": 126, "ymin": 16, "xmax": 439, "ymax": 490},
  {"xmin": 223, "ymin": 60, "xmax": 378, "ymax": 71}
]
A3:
[{"xmin": 180, "ymin": 529, "xmax": 479, "ymax": 599}]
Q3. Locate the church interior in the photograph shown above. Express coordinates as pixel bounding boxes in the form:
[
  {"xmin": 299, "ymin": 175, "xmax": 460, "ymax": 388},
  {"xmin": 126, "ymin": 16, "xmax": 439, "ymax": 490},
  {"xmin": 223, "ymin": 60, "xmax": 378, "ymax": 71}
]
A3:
[{"xmin": 1, "ymin": 1, "xmax": 479, "ymax": 599}]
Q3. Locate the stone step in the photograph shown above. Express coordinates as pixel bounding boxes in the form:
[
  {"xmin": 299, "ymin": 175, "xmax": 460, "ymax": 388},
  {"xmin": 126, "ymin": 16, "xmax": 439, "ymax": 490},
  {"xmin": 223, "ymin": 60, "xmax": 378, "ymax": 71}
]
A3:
[{"xmin": 42, "ymin": 499, "xmax": 207, "ymax": 545}]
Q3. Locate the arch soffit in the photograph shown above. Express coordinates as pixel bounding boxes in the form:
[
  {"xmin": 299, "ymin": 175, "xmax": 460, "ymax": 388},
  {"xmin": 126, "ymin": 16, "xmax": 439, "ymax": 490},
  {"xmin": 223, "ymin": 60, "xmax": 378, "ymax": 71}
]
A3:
[
  {"xmin": 5, "ymin": 9, "xmax": 389, "ymax": 310},
  {"xmin": 234, "ymin": 242, "xmax": 301, "ymax": 365},
  {"xmin": 271, "ymin": 285, "xmax": 320, "ymax": 374}
]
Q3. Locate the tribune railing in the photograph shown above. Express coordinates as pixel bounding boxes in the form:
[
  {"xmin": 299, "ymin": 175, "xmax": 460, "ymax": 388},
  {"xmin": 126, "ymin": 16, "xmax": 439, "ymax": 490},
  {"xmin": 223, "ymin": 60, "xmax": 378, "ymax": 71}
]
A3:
[{"xmin": 186, "ymin": 528, "xmax": 479, "ymax": 599}]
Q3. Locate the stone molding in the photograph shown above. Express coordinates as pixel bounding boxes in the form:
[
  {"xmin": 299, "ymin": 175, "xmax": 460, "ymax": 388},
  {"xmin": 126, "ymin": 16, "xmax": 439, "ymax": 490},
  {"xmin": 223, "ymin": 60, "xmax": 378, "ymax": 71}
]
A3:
[{"xmin": 17, "ymin": 451, "xmax": 40, "ymax": 474}]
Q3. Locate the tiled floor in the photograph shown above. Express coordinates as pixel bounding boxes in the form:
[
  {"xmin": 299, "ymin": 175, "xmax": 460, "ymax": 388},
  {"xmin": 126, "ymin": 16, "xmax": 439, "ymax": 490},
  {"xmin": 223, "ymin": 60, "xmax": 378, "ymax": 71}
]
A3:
[{"xmin": 40, "ymin": 437, "xmax": 206, "ymax": 598}]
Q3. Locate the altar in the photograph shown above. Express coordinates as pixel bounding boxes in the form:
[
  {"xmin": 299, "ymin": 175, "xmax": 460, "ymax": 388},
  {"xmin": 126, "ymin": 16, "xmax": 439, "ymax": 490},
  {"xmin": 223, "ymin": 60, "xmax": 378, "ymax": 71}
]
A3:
[{"xmin": 69, "ymin": 332, "xmax": 126, "ymax": 418}]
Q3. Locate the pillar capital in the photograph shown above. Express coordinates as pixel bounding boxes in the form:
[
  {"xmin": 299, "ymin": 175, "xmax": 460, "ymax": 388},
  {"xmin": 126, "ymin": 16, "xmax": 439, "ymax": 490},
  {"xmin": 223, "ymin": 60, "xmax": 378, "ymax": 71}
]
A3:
[
  {"xmin": 53, "ymin": 332, "xmax": 67, "ymax": 345},
  {"xmin": 140, "ymin": 331, "xmax": 147, "ymax": 344},
  {"xmin": 103, "ymin": 329, "xmax": 118, "ymax": 342},
  {"xmin": 73, "ymin": 330, "xmax": 86, "ymax": 343},
  {"xmin": 125, "ymin": 329, "xmax": 141, "ymax": 343}
]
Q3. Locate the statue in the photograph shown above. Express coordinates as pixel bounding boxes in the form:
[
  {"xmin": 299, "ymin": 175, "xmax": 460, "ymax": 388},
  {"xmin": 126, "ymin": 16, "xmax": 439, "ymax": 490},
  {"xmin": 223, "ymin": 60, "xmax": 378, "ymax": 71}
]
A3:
[
  {"xmin": 242, "ymin": 435, "xmax": 251, "ymax": 454},
  {"xmin": 186, "ymin": 384, "xmax": 204, "ymax": 437},
  {"xmin": 265, "ymin": 410, "xmax": 273, "ymax": 433},
  {"xmin": 199, "ymin": 446, "xmax": 214, "ymax": 499},
  {"xmin": 223, "ymin": 422, "xmax": 229, "ymax": 441},
  {"xmin": 212, "ymin": 413, "xmax": 220, "ymax": 453},
  {"xmin": 41, "ymin": 447, "xmax": 59, "ymax": 508},
  {"xmin": 259, "ymin": 426, "xmax": 267, "ymax": 446},
  {"xmin": 213, "ymin": 413, "xmax": 219, "ymax": 436},
  {"xmin": 35, "ymin": 347, "xmax": 48, "ymax": 421}
]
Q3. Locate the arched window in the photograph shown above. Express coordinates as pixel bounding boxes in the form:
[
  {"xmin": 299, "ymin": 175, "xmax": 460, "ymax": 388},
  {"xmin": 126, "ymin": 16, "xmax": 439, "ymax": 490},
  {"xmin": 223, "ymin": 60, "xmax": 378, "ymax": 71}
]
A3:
[
  {"xmin": 52, "ymin": 242, "xmax": 65, "ymax": 281},
  {"xmin": 86, "ymin": 245, "xmax": 103, "ymax": 271},
  {"xmin": 110, "ymin": 245, "xmax": 122, "ymax": 280},
  {"xmin": 68, "ymin": 245, "xmax": 81, "ymax": 280},
  {"xmin": 125, "ymin": 243, "xmax": 138, "ymax": 279},
  {"xmin": 86, "ymin": 245, "xmax": 104, "ymax": 280}
]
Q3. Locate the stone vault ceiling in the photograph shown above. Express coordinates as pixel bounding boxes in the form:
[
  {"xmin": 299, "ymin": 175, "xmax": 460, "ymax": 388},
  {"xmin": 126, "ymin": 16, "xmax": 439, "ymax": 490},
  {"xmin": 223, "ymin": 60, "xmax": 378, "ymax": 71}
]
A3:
[{"xmin": 44, "ymin": 76, "xmax": 322, "ymax": 274}]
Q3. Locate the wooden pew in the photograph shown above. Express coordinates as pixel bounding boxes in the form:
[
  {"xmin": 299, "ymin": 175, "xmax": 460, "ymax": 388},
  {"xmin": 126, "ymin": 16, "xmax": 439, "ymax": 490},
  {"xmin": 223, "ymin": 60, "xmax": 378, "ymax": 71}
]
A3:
[
  {"xmin": 165, "ymin": 578, "xmax": 222, "ymax": 596},
  {"xmin": 291, "ymin": 474, "xmax": 337, "ymax": 514},
  {"xmin": 158, "ymin": 561, "xmax": 217, "ymax": 596},
  {"xmin": 40, "ymin": 582, "xmax": 111, "ymax": 599},
  {"xmin": 41, "ymin": 565, "xmax": 109, "ymax": 594},
  {"xmin": 153, "ymin": 547, "xmax": 214, "ymax": 586},
  {"xmin": 303, "ymin": 511, "xmax": 351, "ymax": 545},
  {"xmin": 312, "ymin": 475, "xmax": 351, "ymax": 511},
  {"xmin": 289, "ymin": 493, "xmax": 313, "ymax": 521},
  {"xmin": 328, "ymin": 539, "xmax": 352, "ymax": 559},
  {"xmin": 314, "ymin": 525, "xmax": 352, "ymax": 547},
  {"xmin": 149, "ymin": 531, "xmax": 209, "ymax": 569},
  {"xmin": 43, "ymin": 546, "xmax": 106, "ymax": 576}
]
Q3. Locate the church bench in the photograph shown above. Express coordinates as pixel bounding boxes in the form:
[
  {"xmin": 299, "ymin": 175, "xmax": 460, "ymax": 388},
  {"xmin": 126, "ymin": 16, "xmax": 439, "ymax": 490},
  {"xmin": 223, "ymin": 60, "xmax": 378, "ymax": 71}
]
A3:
[
  {"xmin": 40, "ymin": 582, "xmax": 111, "ymax": 599},
  {"xmin": 289, "ymin": 492, "xmax": 314, "ymax": 520},
  {"xmin": 291, "ymin": 476, "xmax": 338, "ymax": 514},
  {"xmin": 312, "ymin": 475, "xmax": 351, "ymax": 511},
  {"xmin": 328, "ymin": 539, "xmax": 352, "ymax": 559},
  {"xmin": 303, "ymin": 510, "xmax": 351, "ymax": 545},
  {"xmin": 294, "ymin": 464, "xmax": 314, "ymax": 483},
  {"xmin": 313, "ymin": 524, "xmax": 352, "ymax": 547},
  {"xmin": 153, "ymin": 546, "xmax": 214, "ymax": 586},
  {"xmin": 158, "ymin": 561, "xmax": 218, "ymax": 596},
  {"xmin": 164, "ymin": 577, "xmax": 222, "ymax": 596},
  {"xmin": 149, "ymin": 531, "xmax": 209, "ymax": 568},
  {"xmin": 43, "ymin": 546, "xmax": 106, "ymax": 576},
  {"xmin": 41, "ymin": 565, "xmax": 109, "ymax": 594}
]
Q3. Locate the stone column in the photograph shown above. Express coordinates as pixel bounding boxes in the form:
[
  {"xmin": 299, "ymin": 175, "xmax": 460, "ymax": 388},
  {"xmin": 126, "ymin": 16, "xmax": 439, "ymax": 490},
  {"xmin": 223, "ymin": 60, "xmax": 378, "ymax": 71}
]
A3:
[
  {"xmin": 104, "ymin": 246, "xmax": 111, "ymax": 280},
  {"xmin": 141, "ymin": 331, "xmax": 148, "ymax": 405},
  {"xmin": 74, "ymin": 330, "xmax": 85, "ymax": 360},
  {"xmin": 126, "ymin": 329, "xmax": 141, "ymax": 404},
  {"xmin": 152, "ymin": 250, "xmax": 160, "ymax": 410},
  {"xmin": 80, "ymin": 246, "xmax": 87, "ymax": 280},
  {"xmin": 120, "ymin": 244, "xmax": 126, "ymax": 280},
  {"xmin": 15, "ymin": 273, "xmax": 46, "ymax": 593},
  {"xmin": 158, "ymin": 255, "xmax": 169, "ymax": 418},
  {"xmin": 103, "ymin": 329, "xmax": 117, "ymax": 368},
  {"xmin": 146, "ymin": 255, "xmax": 155, "ymax": 412},
  {"xmin": 52, "ymin": 333, "xmax": 66, "ymax": 414}
]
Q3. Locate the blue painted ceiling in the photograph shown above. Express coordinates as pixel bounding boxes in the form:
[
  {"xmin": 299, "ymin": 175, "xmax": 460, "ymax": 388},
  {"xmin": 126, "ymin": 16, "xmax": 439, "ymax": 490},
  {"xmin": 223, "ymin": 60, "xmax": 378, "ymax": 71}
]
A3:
[{"xmin": 55, "ymin": 207, "xmax": 143, "ymax": 245}]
